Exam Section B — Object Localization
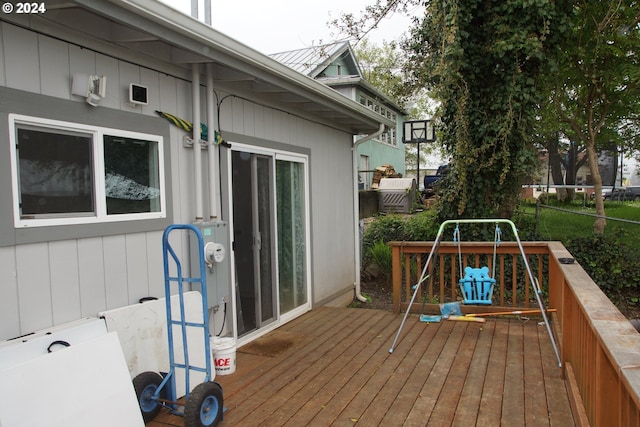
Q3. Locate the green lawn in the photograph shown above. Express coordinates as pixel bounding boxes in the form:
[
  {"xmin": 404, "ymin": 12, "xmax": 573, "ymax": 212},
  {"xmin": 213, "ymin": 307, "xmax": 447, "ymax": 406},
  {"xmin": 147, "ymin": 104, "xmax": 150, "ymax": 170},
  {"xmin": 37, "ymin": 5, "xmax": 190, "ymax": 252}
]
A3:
[{"xmin": 524, "ymin": 200, "xmax": 640, "ymax": 252}]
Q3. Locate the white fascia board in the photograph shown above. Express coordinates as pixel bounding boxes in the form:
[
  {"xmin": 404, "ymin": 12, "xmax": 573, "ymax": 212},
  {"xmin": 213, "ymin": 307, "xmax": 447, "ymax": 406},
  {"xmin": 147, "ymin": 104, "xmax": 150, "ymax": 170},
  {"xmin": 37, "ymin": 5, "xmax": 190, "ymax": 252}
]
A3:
[{"xmin": 88, "ymin": 0, "xmax": 391, "ymax": 131}]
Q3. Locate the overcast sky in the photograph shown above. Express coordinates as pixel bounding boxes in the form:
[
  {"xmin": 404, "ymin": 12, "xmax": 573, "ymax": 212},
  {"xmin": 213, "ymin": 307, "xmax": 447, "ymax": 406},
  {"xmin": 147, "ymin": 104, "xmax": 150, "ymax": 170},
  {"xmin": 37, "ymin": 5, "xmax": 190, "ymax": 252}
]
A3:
[{"xmin": 161, "ymin": 0, "xmax": 419, "ymax": 54}]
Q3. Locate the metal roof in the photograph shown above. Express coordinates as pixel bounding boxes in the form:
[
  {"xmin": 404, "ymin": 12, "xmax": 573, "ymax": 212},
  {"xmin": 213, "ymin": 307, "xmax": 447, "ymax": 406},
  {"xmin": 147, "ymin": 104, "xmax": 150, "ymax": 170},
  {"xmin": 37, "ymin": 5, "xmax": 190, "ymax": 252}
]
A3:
[{"xmin": 269, "ymin": 42, "xmax": 362, "ymax": 78}]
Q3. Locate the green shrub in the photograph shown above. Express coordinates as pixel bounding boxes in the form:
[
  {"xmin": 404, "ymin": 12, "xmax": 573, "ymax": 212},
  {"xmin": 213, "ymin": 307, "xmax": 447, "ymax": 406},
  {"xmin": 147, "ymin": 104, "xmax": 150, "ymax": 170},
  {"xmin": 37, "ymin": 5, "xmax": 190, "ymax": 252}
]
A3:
[
  {"xmin": 363, "ymin": 214, "xmax": 409, "ymax": 249},
  {"xmin": 368, "ymin": 240, "xmax": 393, "ymax": 283},
  {"xmin": 566, "ymin": 235, "xmax": 640, "ymax": 298},
  {"xmin": 404, "ymin": 211, "xmax": 439, "ymax": 241}
]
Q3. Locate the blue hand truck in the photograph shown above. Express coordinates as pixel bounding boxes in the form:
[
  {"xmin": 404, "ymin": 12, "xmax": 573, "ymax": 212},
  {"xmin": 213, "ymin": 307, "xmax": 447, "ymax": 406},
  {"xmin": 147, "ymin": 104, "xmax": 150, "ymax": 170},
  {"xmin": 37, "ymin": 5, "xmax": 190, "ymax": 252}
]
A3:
[{"xmin": 133, "ymin": 224, "xmax": 224, "ymax": 426}]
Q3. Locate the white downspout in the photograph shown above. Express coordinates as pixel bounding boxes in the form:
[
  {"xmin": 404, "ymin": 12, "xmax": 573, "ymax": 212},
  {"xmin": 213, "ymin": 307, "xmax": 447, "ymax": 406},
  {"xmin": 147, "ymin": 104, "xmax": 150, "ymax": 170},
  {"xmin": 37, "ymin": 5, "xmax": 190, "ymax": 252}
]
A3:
[
  {"xmin": 353, "ymin": 123, "xmax": 386, "ymax": 302},
  {"xmin": 192, "ymin": 64, "xmax": 204, "ymax": 221},
  {"xmin": 206, "ymin": 63, "xmax": 219, "ymax": 220}
]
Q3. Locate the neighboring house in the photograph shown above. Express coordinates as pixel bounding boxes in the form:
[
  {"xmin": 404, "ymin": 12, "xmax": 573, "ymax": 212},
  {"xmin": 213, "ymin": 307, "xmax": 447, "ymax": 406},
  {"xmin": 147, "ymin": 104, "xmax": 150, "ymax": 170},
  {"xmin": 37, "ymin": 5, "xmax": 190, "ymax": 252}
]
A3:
[
  {"xmin": 525, "ymin": 150, "xmax": 640, "ymax": 199},
  {"xmin": 270, "ymin": 42, "xmax": 406, "ymax": 189},
  {"xmin": 0, "ymin": 0, "xmax": 393, "ymax": 345}
]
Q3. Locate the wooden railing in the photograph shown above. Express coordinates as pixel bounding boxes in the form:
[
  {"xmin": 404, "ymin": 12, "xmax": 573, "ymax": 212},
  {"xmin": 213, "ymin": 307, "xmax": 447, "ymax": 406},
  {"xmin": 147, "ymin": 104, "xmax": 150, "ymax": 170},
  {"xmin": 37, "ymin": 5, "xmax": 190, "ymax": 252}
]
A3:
[
  {"xmin": 390, "ymin": 240, "xmax": 640, "ymax": 427},
  {"xmin": 390, "ymin": 241, "xmax": 551, "ymax": 315}
]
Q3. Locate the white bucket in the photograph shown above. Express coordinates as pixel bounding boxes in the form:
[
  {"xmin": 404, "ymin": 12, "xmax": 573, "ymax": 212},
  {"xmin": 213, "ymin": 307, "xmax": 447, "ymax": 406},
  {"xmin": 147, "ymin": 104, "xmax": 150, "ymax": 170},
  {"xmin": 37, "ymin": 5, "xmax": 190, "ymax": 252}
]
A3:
[{"xmin": 211, "ymin": 337, "xmax": 236, "ymax": 376}]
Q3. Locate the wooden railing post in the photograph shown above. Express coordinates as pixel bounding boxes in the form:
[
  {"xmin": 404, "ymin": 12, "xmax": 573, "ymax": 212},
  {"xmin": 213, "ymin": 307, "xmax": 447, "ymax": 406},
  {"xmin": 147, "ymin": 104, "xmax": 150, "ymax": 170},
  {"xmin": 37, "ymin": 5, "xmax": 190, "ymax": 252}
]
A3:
[{"xmin": 391, "ymin": 243, "xmax": 401, "ymax": 314}]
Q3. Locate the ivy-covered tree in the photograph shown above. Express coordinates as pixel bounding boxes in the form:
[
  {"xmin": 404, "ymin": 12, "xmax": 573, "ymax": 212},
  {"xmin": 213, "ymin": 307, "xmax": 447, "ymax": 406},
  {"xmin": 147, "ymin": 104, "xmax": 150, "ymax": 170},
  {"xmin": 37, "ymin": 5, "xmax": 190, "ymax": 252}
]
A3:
[{"xmin": 401, "ymin": 0, "xmax": 572, "ymax": 219}]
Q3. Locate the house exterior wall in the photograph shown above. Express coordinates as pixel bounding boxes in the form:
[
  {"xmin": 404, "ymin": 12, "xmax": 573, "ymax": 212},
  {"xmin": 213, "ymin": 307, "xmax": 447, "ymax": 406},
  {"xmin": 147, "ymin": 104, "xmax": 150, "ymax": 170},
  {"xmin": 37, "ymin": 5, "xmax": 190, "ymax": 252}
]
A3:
[
  {"xmin": 216, "ymin": 99, "xmax": 357, "ymax": 307},
  {"xmin": 330, "ymin": 86, "xmax": 406, "ymax": 183},
  {"xmin": 0, "ymin": 22, "xmax": 356, "ymax": 341},
  {"xmin": 317, "ymin": 56, "xmax": 355, "ymax": 78}
]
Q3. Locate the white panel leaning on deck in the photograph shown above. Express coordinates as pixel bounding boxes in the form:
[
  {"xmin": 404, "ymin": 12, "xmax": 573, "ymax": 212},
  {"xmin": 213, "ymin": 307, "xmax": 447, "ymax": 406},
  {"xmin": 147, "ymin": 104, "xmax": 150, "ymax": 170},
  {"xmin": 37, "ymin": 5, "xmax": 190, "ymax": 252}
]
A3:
[{"xmin": 0, "ymin": 331, "xmax": 144, "ymax": 427}]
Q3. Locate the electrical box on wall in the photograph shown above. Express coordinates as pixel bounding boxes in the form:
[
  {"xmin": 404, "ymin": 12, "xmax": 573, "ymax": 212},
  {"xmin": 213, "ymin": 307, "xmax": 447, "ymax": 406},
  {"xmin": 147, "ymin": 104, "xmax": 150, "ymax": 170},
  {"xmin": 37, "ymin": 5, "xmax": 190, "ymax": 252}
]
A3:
[{"xmin": 189, "ymin": 221, "xmax": 231, "ymax": 333}]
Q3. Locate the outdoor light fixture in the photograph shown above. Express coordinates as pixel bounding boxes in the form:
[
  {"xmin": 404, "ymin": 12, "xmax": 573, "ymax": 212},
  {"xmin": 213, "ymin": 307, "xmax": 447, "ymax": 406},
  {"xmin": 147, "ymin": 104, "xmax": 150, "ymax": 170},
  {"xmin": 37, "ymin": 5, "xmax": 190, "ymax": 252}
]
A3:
[{"xmin": 71, "ymin": 72, "xmax": 107, "ymax": 106}]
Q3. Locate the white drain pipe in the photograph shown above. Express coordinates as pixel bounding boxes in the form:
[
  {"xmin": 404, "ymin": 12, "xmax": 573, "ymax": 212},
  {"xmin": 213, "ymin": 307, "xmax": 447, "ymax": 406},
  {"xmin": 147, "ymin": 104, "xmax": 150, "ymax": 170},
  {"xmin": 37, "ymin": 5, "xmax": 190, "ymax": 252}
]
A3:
[
  {"xmin": 352, "ymin": 124, "xmax": 385, "ymax": 302},
  {"xmin": 192, "ymin": 64, "xmax": 204, "ymax": 221},
  {"xmin": 206, "ymin": 63, "xmax": 219, "ymax": 220}
]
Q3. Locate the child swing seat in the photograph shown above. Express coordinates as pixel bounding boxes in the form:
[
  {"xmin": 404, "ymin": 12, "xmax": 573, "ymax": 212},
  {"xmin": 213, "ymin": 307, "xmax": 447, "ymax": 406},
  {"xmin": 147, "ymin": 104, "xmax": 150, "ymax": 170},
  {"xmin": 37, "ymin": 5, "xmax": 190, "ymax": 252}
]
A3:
[{"xmin": 459, "ymin": 266, "xmax": 495, "ymax": 305}]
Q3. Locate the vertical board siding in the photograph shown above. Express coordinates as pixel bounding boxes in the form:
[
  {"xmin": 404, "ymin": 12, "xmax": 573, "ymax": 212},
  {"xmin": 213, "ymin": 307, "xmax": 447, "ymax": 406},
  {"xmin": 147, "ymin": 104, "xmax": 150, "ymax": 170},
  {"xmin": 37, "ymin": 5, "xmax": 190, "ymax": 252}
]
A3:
[
  {"xmin": 15, "ymin": 243, "xmax": 53, "ymax": 333},
  {"xmin": 1, "ymin": 20, "xmax": 360, "ymax": 339},
  {"xmin": 0, "ymin": 247, "xmax": 19, "ymax": 339},
  {"xmin": 77, "ymin": 237, "xmax": 108, "ymax": 318},
  {"xmin": 140, "ymin": 67, "xmax": 161, "ymax": 116},
  {"xmin": 96, "ymin": 53, "xmax": 120, "ymax": 110},
  {"xmin": 117, "ymin": 60, "xmax": 140, "ymax": 111},
  {"xmin": 68, "ymin": 44, "xmax": 97, "ymax": 85},
  {"xmin": 145, "ymin": 231, "xmax": 165, "ymax": 298},
  {"xmin": 0, "ymin": 23, "xmax": 201, "ymax": 340},
  {"xmin": 125, "ymin": 233, "xmax": 151, "ymax": 303},
  {"xmin": 48, "ymin": 240, "xmax": 82, "ymax": 325},
  {"xmin": 102, "ymin": 234, "xmax": 129, "ymax": 310},
  {"xmin": 38, "ymin": 35, "xmax": 70, "ymax": 99},
  {"xmin": 2, "ymin": 24, "xmax": 40, "ymax": 92},
  {"xmin": 175, "ymin": 78, "xmax": 195, "ymax": 222}
]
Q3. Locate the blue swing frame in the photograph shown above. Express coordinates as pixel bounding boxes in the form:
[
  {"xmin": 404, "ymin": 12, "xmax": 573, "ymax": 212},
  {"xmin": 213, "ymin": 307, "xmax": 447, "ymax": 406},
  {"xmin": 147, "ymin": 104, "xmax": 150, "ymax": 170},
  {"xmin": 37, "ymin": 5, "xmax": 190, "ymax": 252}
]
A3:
[{"xmin": 389, "ymin": 219, "xmax": 562, "ymax": 368}]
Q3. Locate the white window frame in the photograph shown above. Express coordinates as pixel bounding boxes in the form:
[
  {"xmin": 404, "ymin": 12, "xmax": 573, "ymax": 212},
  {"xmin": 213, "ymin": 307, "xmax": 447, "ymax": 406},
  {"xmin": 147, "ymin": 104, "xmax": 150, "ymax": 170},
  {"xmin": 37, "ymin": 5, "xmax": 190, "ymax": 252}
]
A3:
[
  {"xmin": 9, "ymin": 114, "xmax": 166, "ymax": 228},
  {"xmin": 358, "ymin": 94, "xmax": 399, "ymax": 146}
]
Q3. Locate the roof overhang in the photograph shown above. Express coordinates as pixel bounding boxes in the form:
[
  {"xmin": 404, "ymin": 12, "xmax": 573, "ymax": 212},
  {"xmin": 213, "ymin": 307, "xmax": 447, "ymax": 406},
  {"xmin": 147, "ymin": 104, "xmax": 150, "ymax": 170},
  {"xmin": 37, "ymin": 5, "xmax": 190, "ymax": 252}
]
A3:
[{"xmin": 1, "ymin": 0, "xmax": 393, "ymax": 134}]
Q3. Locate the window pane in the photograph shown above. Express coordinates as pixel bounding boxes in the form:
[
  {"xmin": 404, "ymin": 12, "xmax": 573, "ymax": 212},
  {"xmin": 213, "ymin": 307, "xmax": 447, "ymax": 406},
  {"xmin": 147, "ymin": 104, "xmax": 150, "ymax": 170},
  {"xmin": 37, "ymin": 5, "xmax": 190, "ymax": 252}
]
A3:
[
  {"xmin": 17, "ymin": 127, "xmax": 94, "ymax": 217},
  {"xmin": 103, "ymin": 135, "xmax": 161, "ymax": 215},
  {"xmin": 277, "ymin": 160, "xmax": 307, "ymax": 314}
]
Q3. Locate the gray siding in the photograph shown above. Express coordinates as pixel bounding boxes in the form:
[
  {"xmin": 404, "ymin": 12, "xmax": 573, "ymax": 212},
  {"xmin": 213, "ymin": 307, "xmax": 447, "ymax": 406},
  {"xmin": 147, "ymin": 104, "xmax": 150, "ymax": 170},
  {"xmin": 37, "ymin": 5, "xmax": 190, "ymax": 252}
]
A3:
[
  {"xmin": 0, "ymin": 23, "xmax": 181, "ymax": 339},
  {"xmin": 220, "ymin": 98, "xmax": 357, "ymax": 306},
  {"xmin": 0, "ymin": 21, "xmax": 356, "ymax": 341}
]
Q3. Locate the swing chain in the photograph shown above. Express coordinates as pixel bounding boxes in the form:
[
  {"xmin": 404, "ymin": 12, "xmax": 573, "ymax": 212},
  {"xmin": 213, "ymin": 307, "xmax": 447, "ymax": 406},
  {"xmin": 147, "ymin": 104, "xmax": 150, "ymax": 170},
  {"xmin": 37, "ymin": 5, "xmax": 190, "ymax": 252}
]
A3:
[
  {"xmin": 453, "ymin": 224, "xmax": 463, "ymax": 281},
  {"xmin": 492, "ymin": 223, "xmax": 502, "ymax": 278}
]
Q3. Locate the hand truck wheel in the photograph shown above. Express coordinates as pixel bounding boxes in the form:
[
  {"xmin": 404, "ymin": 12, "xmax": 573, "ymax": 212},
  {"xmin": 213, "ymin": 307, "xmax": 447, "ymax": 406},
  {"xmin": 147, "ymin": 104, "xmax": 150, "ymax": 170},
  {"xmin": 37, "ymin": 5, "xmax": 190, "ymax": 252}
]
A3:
[{"xmin": 183, "ymin": 381, "xmax": 224, "ymax": 426}]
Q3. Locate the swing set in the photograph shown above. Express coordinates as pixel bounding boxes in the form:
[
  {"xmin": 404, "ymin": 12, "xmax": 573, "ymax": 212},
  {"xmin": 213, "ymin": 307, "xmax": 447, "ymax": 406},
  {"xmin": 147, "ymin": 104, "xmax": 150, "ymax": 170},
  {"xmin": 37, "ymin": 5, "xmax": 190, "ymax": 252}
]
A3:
[{"xmin": 389, "ymin": 219, "xmax": 562, "ymax": 368}]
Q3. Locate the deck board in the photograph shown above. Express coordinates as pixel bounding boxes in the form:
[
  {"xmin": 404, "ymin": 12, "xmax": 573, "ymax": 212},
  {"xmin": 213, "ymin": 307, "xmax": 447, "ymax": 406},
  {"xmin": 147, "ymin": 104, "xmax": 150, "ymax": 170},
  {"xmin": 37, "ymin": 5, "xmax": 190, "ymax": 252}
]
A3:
[
  {"xmin": 147, "ymin": 307, "xmax": 574, "ymax": 427},
  {"xmin": 502, "ymin": 321, "xmax": 525, "ymax": 426},
  {"xmin": 476, "ymin": 318, "xmax": 508, "ymax": 427},
  {"xmin": 451, "ymin": 319, "xmax": 494, "ymax": 426}
]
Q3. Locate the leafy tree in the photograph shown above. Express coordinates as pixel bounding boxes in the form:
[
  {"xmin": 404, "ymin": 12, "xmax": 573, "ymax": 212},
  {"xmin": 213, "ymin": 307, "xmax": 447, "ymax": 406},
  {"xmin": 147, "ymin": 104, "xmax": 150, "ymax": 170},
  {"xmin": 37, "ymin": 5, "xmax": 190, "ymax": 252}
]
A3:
[
  {"xmin": 355, "ymin": 39, "xmax": 407, "ymax": 104},
  {"xmin": 549, "ymin": 0, "xmax": 640, "ymax": 234}
]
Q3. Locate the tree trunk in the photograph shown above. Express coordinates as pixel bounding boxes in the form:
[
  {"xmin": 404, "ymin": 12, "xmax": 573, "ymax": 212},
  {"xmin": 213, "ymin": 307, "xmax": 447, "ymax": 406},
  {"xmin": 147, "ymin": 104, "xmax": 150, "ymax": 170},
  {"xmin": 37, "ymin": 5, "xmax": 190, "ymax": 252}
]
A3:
[
  {"xmin": 548, "ymin": 137, "xmax": 567, "ymax": 200},
  {"xmin": 586, "ymin": 142, "xmax": 606, "ymax": 234}
]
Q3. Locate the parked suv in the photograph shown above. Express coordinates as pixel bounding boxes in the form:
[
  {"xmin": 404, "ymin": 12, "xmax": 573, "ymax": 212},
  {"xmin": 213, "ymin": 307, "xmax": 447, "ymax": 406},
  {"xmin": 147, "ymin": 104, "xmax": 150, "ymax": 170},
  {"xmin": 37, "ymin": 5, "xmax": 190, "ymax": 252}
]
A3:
[{"xmin": 604, "ymin": 186, "xmax": 640, "ymax": 201}]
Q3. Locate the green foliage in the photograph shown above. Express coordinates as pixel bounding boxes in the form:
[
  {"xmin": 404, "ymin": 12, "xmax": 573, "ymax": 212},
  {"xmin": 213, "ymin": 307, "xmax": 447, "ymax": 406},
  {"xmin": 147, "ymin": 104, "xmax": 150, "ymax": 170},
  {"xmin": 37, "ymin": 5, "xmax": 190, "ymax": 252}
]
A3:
[
  {"xmin": 368, "ymin": 240, "xmax": 393, "ymax": 283},
  {"xmin": 404, "ymin": 210, "xmax": 440, "ymax": 241},
  {"xmin": 404, "ymin": 0, "xmax": 571, "ymax": 220},
  {"xmin": 363, "ymin": 214, "xmax": 409, "ymax": 248},
  {"xmin": 362, "ymin": 211, "xmax": 438, "ymax": 266},
  {"xmin": 363, "ymin": 211, "xmax": 438, "ymax": 246},
  {"xmin": 566, "ymin": 235, "xmax": 640, "ymax": 298},
  {"xmin": 354, "ymin": 39, "xmax": 408, "ymax": 105}
]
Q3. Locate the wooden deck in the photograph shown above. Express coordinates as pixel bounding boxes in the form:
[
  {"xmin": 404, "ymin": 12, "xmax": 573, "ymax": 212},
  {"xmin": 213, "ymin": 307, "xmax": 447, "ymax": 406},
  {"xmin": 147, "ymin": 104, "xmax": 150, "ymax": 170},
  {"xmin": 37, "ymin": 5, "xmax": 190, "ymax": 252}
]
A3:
[{"xmin": 148, "ymin": 306, "xmax": 575, "ymax": 426}]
